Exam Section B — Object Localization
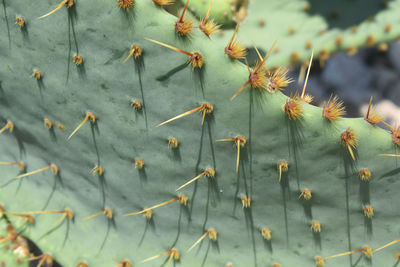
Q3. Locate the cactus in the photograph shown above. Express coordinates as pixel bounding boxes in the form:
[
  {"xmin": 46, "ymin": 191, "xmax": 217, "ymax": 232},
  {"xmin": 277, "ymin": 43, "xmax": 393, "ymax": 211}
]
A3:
[
  {"xmin": 190, "ymin": 0, "xmax": 400, "ymax": 67},
  {"xmin": 1, "ymin": 0, "xmax": 400, "ymax": 267},
  {"xmin": 187, "ymin": 0, "xmax": 248, "ymax": 26}
]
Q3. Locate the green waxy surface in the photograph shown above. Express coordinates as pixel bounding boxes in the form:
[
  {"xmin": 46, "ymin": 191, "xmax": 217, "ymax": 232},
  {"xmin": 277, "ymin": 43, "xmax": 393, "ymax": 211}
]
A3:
[
  {"xmin": 187, "ymin": 0, "xmax": 240, "ymax": 26},
  {"xmin": 1, "ymin": 0, "xmax": 400, "ymax": 266}
]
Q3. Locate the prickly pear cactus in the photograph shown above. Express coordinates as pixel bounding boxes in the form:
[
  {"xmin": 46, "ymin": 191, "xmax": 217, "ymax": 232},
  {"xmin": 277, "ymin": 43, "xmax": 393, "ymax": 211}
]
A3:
[
  {"xmin": 188, "ymin": 0, "xmax": 248, "ymax": 26},
  {"xmin": 191, "ymin": 0, "xmax": 400, "ymax": 67},
  {"xmin": 1, "ymin": 0, "xmax": 400, "ymax": 267}
]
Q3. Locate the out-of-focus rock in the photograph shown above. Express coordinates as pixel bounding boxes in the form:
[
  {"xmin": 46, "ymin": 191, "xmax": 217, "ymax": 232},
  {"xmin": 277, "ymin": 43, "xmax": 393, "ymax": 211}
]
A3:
[
  {"xmin": 388, "ymin": 42, "xmax": 400, "ymax": 73},
  {"xmin": 321, "ymin": 52, "xmax": 374, "ymax": 105}
]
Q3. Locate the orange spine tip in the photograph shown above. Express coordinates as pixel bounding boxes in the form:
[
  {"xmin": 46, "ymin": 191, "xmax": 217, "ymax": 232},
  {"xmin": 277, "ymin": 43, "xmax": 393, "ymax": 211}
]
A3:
[
  {"xmin": 228, "ymin": 24, "xmax": 240, "ymax": 49},
  {"xmin": 175, "ymin": 0, "xmax": 193, "ymax": 36},
  {"xmin": 231, "ymin": 80, "xmax": 250, "ymax": 100},
  {"xmin": 179, "ymin": 0, "xmax": 190, "ymax": 22},
  {"xmin": 203, "ymin": 0, "xmax": 213, "ymax": 22},
  {"xmin": 199, "ymin": 0, "xmax": 221, "ymax": 36}
]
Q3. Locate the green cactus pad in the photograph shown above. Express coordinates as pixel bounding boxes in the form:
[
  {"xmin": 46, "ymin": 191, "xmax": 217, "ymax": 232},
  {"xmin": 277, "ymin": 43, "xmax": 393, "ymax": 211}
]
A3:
[{"xmin": 1, "ymin": 0, "xmax": 400, "ymax": 266}]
